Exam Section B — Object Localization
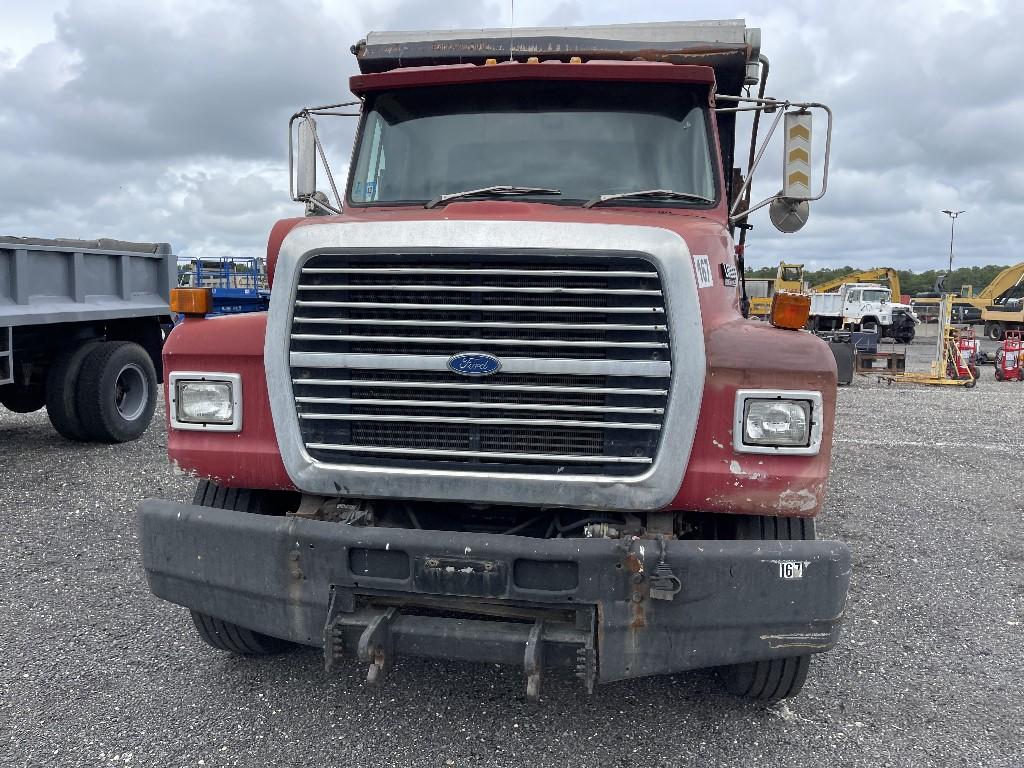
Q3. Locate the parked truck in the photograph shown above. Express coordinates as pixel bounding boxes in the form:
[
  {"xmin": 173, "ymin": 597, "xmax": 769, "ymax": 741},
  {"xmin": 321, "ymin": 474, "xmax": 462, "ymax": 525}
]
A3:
[
  {"xmin": 810, "ymin": 269, "xmax": 917, "ymax": 343},
  {"xmin": 138, "ymin": 20, "xmax": 851, "ymax": 701},
  {"xmin": 807, "ymin": 282, "xmax": 906, "ymax": 337},
  {"xmin": 0, "ymin": 237, "xmax": 174, "ymax": 441}
]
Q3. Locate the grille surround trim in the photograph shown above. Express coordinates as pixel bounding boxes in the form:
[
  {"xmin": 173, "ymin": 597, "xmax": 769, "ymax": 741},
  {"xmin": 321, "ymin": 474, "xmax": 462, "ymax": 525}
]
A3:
[{"xmin": 266, "ymin": 221, "xmax": 706, "ymax": 511}]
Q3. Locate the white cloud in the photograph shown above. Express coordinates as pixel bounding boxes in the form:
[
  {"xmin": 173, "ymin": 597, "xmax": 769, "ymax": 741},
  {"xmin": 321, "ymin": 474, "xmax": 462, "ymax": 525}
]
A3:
[{"xmin": 0, "ymin": 0, "xmax": 1018, "ymax": 269}]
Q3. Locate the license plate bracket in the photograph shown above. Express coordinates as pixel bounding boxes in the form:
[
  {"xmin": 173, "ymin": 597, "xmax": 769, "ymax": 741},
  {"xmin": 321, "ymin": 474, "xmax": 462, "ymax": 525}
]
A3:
[{"xmin": 413, "ymin": 555, "xmax": 508, "ymax": 597}]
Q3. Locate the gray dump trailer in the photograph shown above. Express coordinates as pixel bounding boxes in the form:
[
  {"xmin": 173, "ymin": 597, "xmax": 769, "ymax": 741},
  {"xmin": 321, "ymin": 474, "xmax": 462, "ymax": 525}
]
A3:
[{"xmin": 0, "ymin": 237, "xmax": 175, "ymax": 442}]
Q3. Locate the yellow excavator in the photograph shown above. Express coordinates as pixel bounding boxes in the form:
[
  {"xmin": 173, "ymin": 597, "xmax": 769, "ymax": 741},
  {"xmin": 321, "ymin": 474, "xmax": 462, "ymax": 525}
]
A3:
[
  {"xmin": 979, "ymin": 265, "xmax": 1024, "ymax": 339},
  {"xmin": 911, "ymin": 262, "xmax": 1024, "ymax": 326},
  {"xmin": 811, "ymin": 267, "xmax": 901, "ymax": 298}
]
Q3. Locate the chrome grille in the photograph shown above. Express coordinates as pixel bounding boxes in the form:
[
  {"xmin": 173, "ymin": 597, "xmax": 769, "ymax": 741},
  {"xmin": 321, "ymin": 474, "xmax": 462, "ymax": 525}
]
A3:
[{"xmin": 289, "ymin": 251, "xmax": 671, "ymax": 475}]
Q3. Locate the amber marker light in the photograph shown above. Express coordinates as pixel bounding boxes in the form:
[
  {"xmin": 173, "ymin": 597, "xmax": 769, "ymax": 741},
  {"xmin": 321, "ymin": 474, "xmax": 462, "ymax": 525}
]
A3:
[
  {"xmin": 170, "ymin": 288, "xmax": 213, "ymax": 317},
  {"xmin": 769, "ymin": 292, "xmax": 811, "ymax": 330}
]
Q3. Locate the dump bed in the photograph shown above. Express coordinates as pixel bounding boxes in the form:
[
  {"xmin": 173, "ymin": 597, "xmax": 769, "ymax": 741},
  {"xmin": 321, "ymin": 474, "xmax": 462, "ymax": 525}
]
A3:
[
  {"xmin": 810, "ymin": 293, "xmax": 846, "ymax": 317},
  {"xmin": 0, "ymin": 237, "xmax": 175, "ymax": 328}
]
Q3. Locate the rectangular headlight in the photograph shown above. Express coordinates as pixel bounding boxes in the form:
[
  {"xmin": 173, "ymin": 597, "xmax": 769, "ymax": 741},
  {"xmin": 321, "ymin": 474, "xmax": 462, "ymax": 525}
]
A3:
[
  {"xmin": 177, "ymin": 381, "xmax": 233, "ymax": 424},
  {"xmin": 743, "ymin": 399, "xmax": 810, "ymax": 446},
  {"xmin": 733, "ymin": 390, "xmax": 823, "ymax": 455},
  {"xmin": 169, "ymin": 372, "xmax": 242, "ymax": 432}
]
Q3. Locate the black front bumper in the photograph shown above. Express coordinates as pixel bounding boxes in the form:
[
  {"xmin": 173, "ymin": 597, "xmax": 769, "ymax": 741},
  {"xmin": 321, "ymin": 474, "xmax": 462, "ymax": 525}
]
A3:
[{"xmin": 138, "ymin": 500, "xmax": 850, "ymax": 689}]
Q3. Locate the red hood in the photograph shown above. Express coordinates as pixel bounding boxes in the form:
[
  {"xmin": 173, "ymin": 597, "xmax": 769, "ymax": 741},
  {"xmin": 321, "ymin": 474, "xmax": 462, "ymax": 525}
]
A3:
[{"xmin": 267, "ymin": 202, "xmax": 737, "ymax": 324}]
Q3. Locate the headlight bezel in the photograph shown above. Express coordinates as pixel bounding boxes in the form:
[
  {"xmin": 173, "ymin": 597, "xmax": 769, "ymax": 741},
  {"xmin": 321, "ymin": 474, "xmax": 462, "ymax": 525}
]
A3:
[
  {"xmin": 732, "ymin": 389, "xmax": 822, "ymax": 455},
  {"xmin": 168, "ymin": 372, "xmax": 242, "ymax": 432}
]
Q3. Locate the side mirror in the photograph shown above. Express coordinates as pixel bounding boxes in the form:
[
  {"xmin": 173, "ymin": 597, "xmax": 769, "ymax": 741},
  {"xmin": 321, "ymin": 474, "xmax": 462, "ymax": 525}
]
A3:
[
  {"xmin": 783, "ymin": 111, "xmax": 812, "ymax": 199},
  {"xmin": 771, "ymin": 110, "xmax": 813, "ymax": 234},
  {"xmin": 296, "ymin": 117, "xmax": 317, "ymax": 199}
]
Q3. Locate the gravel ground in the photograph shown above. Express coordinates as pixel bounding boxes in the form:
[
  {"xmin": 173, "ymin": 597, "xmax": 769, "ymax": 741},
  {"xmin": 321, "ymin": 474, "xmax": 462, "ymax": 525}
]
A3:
[{"xmin": 1, "ymin": 336, "xmax": 1022, "ymax": 768}]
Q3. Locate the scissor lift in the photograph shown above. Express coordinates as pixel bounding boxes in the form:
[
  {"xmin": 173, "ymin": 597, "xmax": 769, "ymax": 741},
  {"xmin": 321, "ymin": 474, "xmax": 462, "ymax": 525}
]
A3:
[{"xmin": 176, "ymin": 257, "xmax": 270, "ymax": 319}]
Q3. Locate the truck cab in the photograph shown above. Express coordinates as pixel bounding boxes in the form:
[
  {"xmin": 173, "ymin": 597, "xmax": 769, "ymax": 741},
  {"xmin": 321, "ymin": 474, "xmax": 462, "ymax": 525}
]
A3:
[{"xmin": 140, "ymin": 20, "xmax": 850, "ymax": 701}]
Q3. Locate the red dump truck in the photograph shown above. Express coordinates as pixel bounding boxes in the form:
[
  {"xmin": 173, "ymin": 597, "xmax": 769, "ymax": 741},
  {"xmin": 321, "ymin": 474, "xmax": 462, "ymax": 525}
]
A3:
[{"xmin": 139, "ymin": 20, "xmax": 850, "ymax": 701}]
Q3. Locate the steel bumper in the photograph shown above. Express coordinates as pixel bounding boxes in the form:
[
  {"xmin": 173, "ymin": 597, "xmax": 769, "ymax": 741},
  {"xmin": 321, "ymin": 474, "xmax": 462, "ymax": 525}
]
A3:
[{"xmin": 138, "ymin": 499, "xmax": 851, "ymax": 689}]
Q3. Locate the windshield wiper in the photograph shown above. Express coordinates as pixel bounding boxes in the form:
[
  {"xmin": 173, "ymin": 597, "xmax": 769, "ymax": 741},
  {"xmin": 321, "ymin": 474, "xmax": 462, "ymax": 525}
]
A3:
[
  {"xmin": 582, "ymin": 189, "xmax": 714, "ymax": 209},
  {"xmin": 425, "ymin": 186, "xmax": 561, "ymax": 209}
]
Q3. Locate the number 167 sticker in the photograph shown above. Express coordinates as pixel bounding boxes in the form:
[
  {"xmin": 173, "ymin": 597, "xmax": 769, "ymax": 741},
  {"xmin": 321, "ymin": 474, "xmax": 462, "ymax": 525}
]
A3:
[{"xmin": 693, "ymin": 254, "xmax": 714, "ymax": 288}]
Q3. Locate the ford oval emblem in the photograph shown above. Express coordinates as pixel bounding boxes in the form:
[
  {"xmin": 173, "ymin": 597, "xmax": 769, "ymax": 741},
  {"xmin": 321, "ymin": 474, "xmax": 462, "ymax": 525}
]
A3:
[{"xmin": 447, "ymin": 352, "xmax": 502, "ymax": 377}]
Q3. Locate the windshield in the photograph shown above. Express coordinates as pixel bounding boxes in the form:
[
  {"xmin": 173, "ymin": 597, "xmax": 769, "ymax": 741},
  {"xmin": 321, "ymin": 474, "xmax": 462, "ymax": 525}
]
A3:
[{"xmin": 348, "ymin": 81, "xmax": 717, "ymax": 207}]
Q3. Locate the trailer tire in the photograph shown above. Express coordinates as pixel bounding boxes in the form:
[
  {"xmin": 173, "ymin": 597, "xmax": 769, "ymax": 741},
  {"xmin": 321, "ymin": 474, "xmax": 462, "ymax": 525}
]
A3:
[
  {"xmin": 45, "ymin": 342, "xmax": 102, "ymax": 440},
  {"xmin": 716, "ymin": 515, "xmax": 814, "ymax": 702},
  {"xmin": 188, "ymin": 479, "xmax": 295, "ymax": 655},
  {"xmin": 0, "ymin": 383, "xmax": 46, "ymax": 413},
  {"xmin": 75, "ymin": 341, "xmax": 157, "ymax": 443}
]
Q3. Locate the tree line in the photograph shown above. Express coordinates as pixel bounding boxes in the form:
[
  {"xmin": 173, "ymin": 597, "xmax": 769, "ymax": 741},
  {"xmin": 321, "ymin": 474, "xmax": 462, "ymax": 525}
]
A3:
[{"xmin": 745, "ymin": 264, "xmax": 1013, "ymax": 297}]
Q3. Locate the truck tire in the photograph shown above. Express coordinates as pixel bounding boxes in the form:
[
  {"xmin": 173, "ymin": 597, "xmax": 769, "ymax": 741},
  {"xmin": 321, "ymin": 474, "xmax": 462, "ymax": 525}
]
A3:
[
  {"xmin": 188, "ymin": 479, "xmax": 295, "ymax": 655},
  {"xmin": 190, "ymin": 612, "xmax": 292, "ymax": 655},
  {"xmin": 75, "ymin": 341, "xmax": 157, "ymax": 442},
  {"xmin": 0, "ymin": 383, "xmax": 46, "ymax": 413},
  {"xmin": 717, "ymin": 515, "xmax": 814, "ymax": 702},
  {"xmin": 987, "ymin": 322, "xmax": 1004, "ymax": 341},
  {"xmin": 895, "ymin": 325, "xmax": 915, "ymax": 343},
  {"xmin": 45, "ymin": 341, "xmax": 101, "ymax": 440}
]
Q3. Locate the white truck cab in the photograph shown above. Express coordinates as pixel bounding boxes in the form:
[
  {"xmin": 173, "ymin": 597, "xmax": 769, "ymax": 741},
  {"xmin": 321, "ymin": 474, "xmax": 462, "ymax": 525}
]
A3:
[{"xmin": 810, "ymin": 283, "xmax": 893, "ymax": 328}]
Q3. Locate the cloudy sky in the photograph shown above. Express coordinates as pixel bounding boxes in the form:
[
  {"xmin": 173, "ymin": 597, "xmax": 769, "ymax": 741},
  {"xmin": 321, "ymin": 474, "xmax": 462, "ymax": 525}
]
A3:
[{"xmin": 0, "ymin": 0, "xmax": 1018, "ymax": 270}]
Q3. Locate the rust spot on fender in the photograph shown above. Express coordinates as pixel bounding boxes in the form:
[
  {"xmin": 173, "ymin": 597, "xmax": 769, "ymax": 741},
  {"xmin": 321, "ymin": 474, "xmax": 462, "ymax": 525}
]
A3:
[
  {"xmin": 625, "ymin": 552, "xmax": 643, "ymax": 574},
  {"xmin": 630, "ymin": 600, "xmax": 647, "ymax": 629}
]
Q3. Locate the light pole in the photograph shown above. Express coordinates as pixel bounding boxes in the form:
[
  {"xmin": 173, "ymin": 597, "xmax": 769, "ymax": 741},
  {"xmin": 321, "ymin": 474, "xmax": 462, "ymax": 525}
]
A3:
[{"xmin": 942, "ymin": 209, "xmax": 965, "ymax": 278}]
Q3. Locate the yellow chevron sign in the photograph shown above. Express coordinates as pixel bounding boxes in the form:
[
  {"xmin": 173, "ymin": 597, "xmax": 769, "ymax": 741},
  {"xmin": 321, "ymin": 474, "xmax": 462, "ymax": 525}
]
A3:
[
  {"xmin": 788, "ymin": 171, "xmax": 810, "ymax": 188},
  {"xmin": 783, "ymin": 112, "xmax": 812, "ymax": 198},
  {"xmin": 788, "ymin": 122, "xmax": 811, "ymax": 141},
  {"xmin": 788, "ymin": 147, "xmax": 809, "ymax": 164}
]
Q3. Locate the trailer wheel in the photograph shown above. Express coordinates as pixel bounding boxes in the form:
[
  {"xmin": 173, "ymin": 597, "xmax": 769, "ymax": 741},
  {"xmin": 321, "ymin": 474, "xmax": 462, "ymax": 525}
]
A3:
[
  {"xmin": 0, "ymin": 383, "xmax": 46, "ymax": 413},
  {"xmin": 45, "ymin": 342, "xmax": 101, "ymax": 440},
  {"xmin": 75, "ymin": 341, "xmax": 157, "ymax": 443},
  {"xmin": 188, "ymin": 479, "xmax": 295, "ymax": 655},
  {"xmin": 716, "ymin": 515, "xmax": 814, "ymax": 702}
]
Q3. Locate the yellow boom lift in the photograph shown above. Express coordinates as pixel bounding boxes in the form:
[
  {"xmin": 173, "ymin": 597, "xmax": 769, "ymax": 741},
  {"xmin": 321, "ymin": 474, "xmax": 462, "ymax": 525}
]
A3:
[{"xmin": 881, "ymin": 295, "xmax": 976, "ymax": 388}]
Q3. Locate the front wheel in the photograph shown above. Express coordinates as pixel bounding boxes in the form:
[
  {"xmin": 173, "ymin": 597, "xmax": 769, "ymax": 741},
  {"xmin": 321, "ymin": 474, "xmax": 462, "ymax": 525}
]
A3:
[
  {"xmin": 187, "ymin": 480, "xmax": 296, "ymax": 655},
  {"xmin": 190, "ymin": 611, "xmax": 293, "ymax": 655},
  {"xmin": 716, "ymin": 515, "xmax": 814, "ymax": 702}
]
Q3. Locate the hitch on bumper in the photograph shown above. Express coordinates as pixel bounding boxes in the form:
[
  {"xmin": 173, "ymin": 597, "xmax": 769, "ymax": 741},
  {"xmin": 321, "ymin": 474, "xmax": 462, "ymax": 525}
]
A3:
[
  {"xmin": 323, "ymin": 593, "xmax": 596, "ymax": 699},
  {"xmin": 138, "ymin": 499, "xmax": 851, "ymax": 696}
]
